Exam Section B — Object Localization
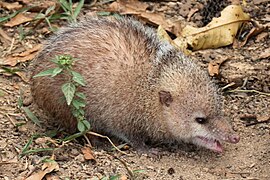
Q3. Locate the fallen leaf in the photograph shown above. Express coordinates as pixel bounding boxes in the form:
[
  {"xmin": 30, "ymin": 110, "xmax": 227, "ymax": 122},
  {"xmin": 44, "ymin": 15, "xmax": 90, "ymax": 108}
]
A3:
[
  {"xmin": 256, "ymin": 32, "xmax": 268, "ymax": 42},
  {"xmin": 108, "ymin": 0, "xmax": 181, "ymax": 35},
  {"xmin": 81, "ymin": 146, "xmax": 96, "ymax": 161},
  {"xmin": 0, "ymin": 28, "xmax": 12, "ymax": 47},
  {"xmin": 17, "ymin": 0, "xmax": 32, "ymax": 3},
  {"xmin": 208, "ymin": 58, "xmax": 228, "ymax": 76},
  {"xmin": 0, "ymin": 1, "xmax": 23, "ymax": 10},
  {"xmin": 0, "ymin": 44, "xmax": 42, "ymax": 66},
  {"xmin": 179, "ymin": 5, "xmax": 250, "ymax": 51},
  {"xmin": 4, "ymin": 13, "xmax": 33, "ymax": 27},
  {"xmin": 44, "ymin": 174, "xmax": 60, "ymax": 180},
  {"xmin": 233, "ymin": 20, "xmax": 266, "ymax": 48},
  {"xmin": 15, "ymin": 71, "xmax": 29, "ymax": 82},
  {"xmin": 187, "ymin": 8, "xmax": 199, "ymax": 22},
  {"xmin": 0, "ymin": 28, "xmax": 12, "ymax": 42},
  {"xmin": 253, "ymin": 0, "xmax": 269, "ymax": 4},
  {"xmin": 157, "ymin": 26, "xmax": 190, "ymax": 54},
  {"xmin": 109, "ymin": 0, "xmax": 148, "ymax": 13},
  {"xmin": 27, "ymin": 1, "xmax": 58, "ymax": 12},
  {"xmin": 120, "ymin": 175, "xmax": 128, "ymax": 180},
  {"xmin": 257, "ymin": 116, "xmax": 270, "ymax": 123},
  {"xmin": 26, "ymin": 156, "xmax": 59, "ymax": 180}
]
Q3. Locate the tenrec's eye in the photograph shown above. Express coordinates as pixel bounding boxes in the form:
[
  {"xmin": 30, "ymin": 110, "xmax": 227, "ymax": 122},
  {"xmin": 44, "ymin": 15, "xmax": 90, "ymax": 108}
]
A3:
[{"xmin": 195, "ymin": 117, "xmax": 207, "ymax": 124}]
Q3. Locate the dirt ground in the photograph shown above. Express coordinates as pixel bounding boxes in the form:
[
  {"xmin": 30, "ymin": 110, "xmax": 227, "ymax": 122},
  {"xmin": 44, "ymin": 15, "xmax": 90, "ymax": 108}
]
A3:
[{"xmin": 0, "ymin": 0, "xmax": 269, "ymax": 179}]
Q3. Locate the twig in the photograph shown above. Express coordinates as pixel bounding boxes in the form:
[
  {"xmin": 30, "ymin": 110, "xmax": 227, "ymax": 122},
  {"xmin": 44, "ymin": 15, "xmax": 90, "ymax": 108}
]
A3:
[
  {"xmin": 241, "ymin": 77, "xmax": 248, "ymax": 88},
  {"xmin": 0, "ymin": 161, "xmax": 18, "ymax": 165},
  {"xmin": 227, "ymin": 89, "xmax": 270, "ymax": 96},
  {"xmin": 83, "ymin": 134, "xmax": 92, "ymax": 148},
  {"xmin": 5, "ymin": 113, "xmax": 16, "ymax": 127},
  {"xmin": 246, "ymin": 119, "xmax": 270, "ymax": 127},
  {"xmin": 7, "ymin": 38, "xmax": 15, "ymax": 54},
  {"xmin": 87, "ymin": 131, "xmax": 128, "ymax": 155},
  {"xmin": 113, "ymin": 155, "xmax": 134, "ymax": 179},
  {"xmin": 221, "ymin": 82, "xmax": 235, "ymax": 91}
]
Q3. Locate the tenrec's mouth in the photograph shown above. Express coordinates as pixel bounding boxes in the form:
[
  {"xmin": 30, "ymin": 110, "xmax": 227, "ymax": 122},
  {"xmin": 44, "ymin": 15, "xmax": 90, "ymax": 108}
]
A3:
[{"xmin": 195, "ymin": 136, "xmax": 223, "ymax": 153}]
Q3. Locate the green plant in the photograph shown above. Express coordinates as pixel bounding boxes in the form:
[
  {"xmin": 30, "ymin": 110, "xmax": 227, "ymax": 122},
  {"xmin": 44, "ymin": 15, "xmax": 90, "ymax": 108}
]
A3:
[
  {"xmin": 34, "ymin": 0, "xmax": 84, "ymax": 31},
  {"xmin": 34, "ymin": 5, "xmax": 59, "ymax": 31},
  {"xmin": 34, "ymin": 54, "xmax": 90, "ymax": 133},
  {"xmin": 0, "ymin": 7, "xmax": 32, "ymax": 23},
  {"xmin": 58, "ymin": 0, "xmax": 85, "ymax": 23}
]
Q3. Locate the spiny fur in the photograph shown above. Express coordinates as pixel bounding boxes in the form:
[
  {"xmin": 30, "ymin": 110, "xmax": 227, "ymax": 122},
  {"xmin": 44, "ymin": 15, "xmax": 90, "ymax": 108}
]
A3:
[{"xmin": 31, "ymin": 17, "xmax": 236, "ymax": 148}]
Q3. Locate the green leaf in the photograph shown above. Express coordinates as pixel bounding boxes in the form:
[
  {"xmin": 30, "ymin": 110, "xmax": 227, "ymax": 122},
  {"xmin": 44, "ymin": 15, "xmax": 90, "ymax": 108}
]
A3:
[
  {"xmin": 59, "ymin": 0, "xmax": 70, "ymax": 12},
  {"xmin": 42, "ymin": 158, "xmax": 57, "ymax": 163},
  {"xmin": 133, "ymin": 169, "xmax": 145, "ymax": 174},
  {"xmin": 22, "ymin": 107, "xmax": 41, "ymax": 127},
  {"xmin": 76, "ymin": 92, "xmax": 86, "ymax": 100},
  {"xmin": 96, "ymin": 11, "xmax": 111, "ymax": 16},
  {"xmin": 77, "ymin": 121, "xmax": 86, "ymax": 132},
  {"xmin": 82, "ymin": 120, "xmax": 90, "ymax": 130},
  {"xmin": 61, "ymin": 83, "xmax": 76, "ymax": 105},
  {"xmin": 62, "ymin": 132, "xmax": 84, "ymax": 141},
  {"xmin": 109, "ymin": 175, "xmax": 121, "ymax": 180},
  {"xmin": 78, "ymin": 108, "xmax": 85, "ymax": 116},
  {"xmin": 71, "ymin": 71, "xmax": 86, "ymax": 86},
  {"xmin": 17, "ymin": 95, "xmax": 23, "ymax": 108},
  {"xmin": 33, "ymin": 68, "xmax": 55, "ymax": 78},
  {"xmin": 72, "ymin": 99, "xmax": 85, "ymax": 109},
  {"xmin": 1, "ymin": 67, "xmax": 21, "ymax": 75},
  {"xmin": 20, "ymin": 148, "xmax": 56, "ymax": 157},
  {"xmin": 46, "ymin": 130, "xmax": 58, "ymax": 138},
  {"xmin": 74, "ymin": 0, "xmax": 84, "ymax": 19},
  {"xmin": 21, "ymin": 136, "xmax": 34, "ymax": 154},
  {"xmin": 51, "ymin": 67, "xmax": 63, "ymax": 77},
  {"xmin": 34, "ymin": 13, "xmax": 45, "ymax": 20},
  {"xmin": 45, "ymin": 5, "xmax": 55, "ymax": 16},
  {"xmin": 0, "ymin": 90, "xmax": 5, "ymax": 97},
  {"xmin": 0, "ymin": 6, "xmax": 32, "ymax": 23}
]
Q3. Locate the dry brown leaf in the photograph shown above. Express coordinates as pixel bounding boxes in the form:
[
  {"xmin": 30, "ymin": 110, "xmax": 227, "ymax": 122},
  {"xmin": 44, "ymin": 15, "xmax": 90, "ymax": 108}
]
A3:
[
  {"xmin": 256, "ymin": 32, "xmax": 268, "ymax": 42},
  {"xmin": 120, "ymin": 175, "xmax": 128, "ymax": 180},
  {"xmin": 108, "ymin": 0, "xmax": 181, "ymax": 35},
  {"xmin": 109, "ymin": 0, "xmax": 148, "ymax": 13},
  {"xmin": 233, "ymin": 20, "xmax": 266, "ymax": 48},
  {"xmin": 0, "ymin": 44, "xmax": 42, "ymax": 66},
  {"xmin": 157, "ymin": 26, "xmax": 190, "ymax": 55},
  {"xmin": 257, "ymin": 116, "xmax": 270, "ymax": 123},
  {"xmin": 44, "ymin": 174, "xmax": 60, "ymax": 180},
  {"xmin": 81, "ymin": 146, "xmax": 96, "ymax": 161},
  {"xmin": 0, "ymin": 28, "xmax": 12, "ymax": 42},
  {"xmin": 187, "ymin": 8, "xmax": 199, "ymax": 22},
  {"xmin": 253, "ymin": 0, "xmax": 269, "ymax": 4},
  {"xmin": 208, "ymin": 58, "xmax": 228, "ymax": 76},
  {"xmin": 4, "ymin": 13, "xmax": 33, "ymax": 27},
  {"xmin": 178, "ymin": 5, "xmax": 250, "ymax": 51},
  {"xmin": 157, "ymin": 26, "xmax": 175, "ymax": 44},
  {"xmin": 0, "ymin": 28, "xmax": 12, "ymax": 48},
  {"xmin": 0, "ymin": 1, "xmax": 23, "ymax": 10},
  {"xmin": 15, "ymin": 71, "xmax": 29, "ymax": 83},
  {"xmin": 18, "ymin": 0, "xmax": 32, "ymax": 4},
  {"xmin": 26, "ymin": 155, "xmax": 59, "ymax": 180}
]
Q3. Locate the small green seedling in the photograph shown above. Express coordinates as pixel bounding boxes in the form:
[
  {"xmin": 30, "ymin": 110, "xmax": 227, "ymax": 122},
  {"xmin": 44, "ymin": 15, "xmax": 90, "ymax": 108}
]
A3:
[
  {"xmin": 35, "ymin": 5, "xmax": 59, "ymax": 31},
  {"xmin": 34, "ymin": 54, "xmax": 90, "ymax": 133},
  {"xmin": 58, "ymin": 0, "xmax": 85, "ymax": 23},
  {"xmin": 0, "ymin": 7, "xmax": 32, "ymax": 23}
]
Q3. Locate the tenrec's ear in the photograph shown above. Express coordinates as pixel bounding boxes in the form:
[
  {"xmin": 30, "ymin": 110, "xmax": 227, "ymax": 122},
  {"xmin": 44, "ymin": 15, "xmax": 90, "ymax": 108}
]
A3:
[{"xmin": 159, "ymin": 91, "xmax": 173, "ymax": 107}]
